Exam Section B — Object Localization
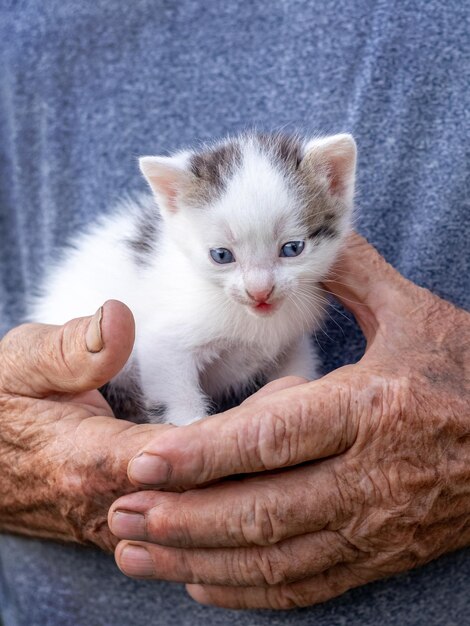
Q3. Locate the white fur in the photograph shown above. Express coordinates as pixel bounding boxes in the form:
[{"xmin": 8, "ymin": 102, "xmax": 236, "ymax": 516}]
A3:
[{"xmin": 31, "ymin": 133, "xmax": 356, "ymax": 425}]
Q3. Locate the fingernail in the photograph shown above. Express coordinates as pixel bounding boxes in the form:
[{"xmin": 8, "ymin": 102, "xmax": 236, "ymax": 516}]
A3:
[
  {"xmin": 111, "ymin": 510, "xmax": 146, "ymax": 540},
  {"xmin": 86, "ymin": 306, "xmax": 104, "ymax": 353},
  {"xmin": 187, "ymin": 584, "xmax": 211, "ymax": 605},
  {"xmin": 128, "ymin": 453, "xmax": 170, "ymax": 486},
  {"xmin": 119, "ymin": 544, "xmax": 155, "ymax": 577}
]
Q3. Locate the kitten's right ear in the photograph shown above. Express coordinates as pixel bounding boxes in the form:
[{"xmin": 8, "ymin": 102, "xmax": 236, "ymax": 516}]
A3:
[{"xmin": 139, "ymin": 156, "xmax": 193, "ymax": 214}]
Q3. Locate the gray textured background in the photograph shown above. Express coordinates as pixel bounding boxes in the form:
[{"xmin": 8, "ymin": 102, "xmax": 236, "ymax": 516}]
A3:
[{"xmin": 0, "ymin": 0, "xmax": 469, "ymax": 624}]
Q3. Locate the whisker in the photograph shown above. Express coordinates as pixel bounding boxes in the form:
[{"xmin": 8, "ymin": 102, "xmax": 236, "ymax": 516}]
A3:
[
  {"xmin": 293, "ymin": 287, "xmax": 347, "ymax": 338},
  {"xmin": 291, "ymin": 291, "xmax": 338, "ymax": 342},
  {"xmin": 296, "ymin": 279, "xmax": 365, "ymax": 307}
]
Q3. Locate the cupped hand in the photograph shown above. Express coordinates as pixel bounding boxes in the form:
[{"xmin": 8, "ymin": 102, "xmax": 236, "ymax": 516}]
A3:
[
  {"xmin": 109, "ymin": 233, "xmax": 470, "ymax": 609},
  {"xmin": 0, "ymin": 300, "xmax": 172, "ymax": 551}
]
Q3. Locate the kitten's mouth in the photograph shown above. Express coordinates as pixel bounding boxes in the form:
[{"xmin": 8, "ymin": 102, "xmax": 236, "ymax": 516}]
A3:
[{"xmin": 251, "ymin": 301, "xmax": 276, "ymax": 316}]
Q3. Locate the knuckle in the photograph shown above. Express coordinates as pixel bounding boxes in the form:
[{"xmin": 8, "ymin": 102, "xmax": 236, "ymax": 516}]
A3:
[
  {"xmin": 231, "ymin": 547, "xmax": 287, "ymax": 587},
  {"xmin": 268, "ymin": 584, "xmax": 312, "ymax": 610},
  {"xmin": 329, "ymin": 467, "xmax": 359, "ymax": 524},
  {"xmin": 335, "ymin": 529, "xmax": 364, "ymax": 561},
  {"xmin": 246, "ymin": 547, "xmax": 287, "ymax": 586},
  {"xmin": 229, "ymin": 490, "xmax": 286, "ymax": 547},
  {"xmin": 254, "ymin": 498, "xmax": 280, "ymax": 545},
  {"xmin": 146, "ymin": 499, "xmax": 193, "ymax": 546},
  {"xmin": 0, "ymin": 324, "xmax": 35, "ymax": 391},
  {"xmin": 255, "ymin": 409, "xmax": 299, "ymax": 470}
]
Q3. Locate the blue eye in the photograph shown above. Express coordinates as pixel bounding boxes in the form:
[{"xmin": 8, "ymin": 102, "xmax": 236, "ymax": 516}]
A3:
[
  {"xmin": 210, "ymin": 247, "xmax": 235, "ymax": 264},
  {"xmin": 280, "ymin": 241, "xmax": 305, "ymax": 257}
]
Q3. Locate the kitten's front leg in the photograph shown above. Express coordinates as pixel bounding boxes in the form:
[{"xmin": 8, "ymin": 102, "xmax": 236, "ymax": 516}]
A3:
[
  {"xmin": 138, "ymin": 346, "xmax": 210, "ymax": 426},
  {"xmin": 270, "ymin": 334, "xmax": 320, "ymax": 382}
]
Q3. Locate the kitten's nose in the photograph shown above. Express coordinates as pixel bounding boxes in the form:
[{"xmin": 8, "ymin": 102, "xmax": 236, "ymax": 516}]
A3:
[{"xmin": 246, "ymin": 286, "xmax": 274, "ymax": 303}]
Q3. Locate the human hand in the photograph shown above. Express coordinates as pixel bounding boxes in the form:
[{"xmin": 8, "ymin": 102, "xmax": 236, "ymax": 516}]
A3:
[
  {"xmin": 0, "ymin": 300, "xmax": 172, "ymax": 551},
  {"xmin": 109, "ymin": 233, "xmax": 470, "ymax": 609}
]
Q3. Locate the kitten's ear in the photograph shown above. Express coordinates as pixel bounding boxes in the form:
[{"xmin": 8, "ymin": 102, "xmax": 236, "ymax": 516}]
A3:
[
  {"xmin": 139, "ymin": 155, "xmax": 193, "ymax": 214},
  {"xmin": 301, "ymin": 134, "xmax": 357, "ymax": 206}
]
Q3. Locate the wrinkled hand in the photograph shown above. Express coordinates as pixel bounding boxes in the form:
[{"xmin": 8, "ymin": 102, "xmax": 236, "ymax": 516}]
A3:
[
  {"xmin": 109, "ymin": 233, "xmax": 470, "ymax": 609},
  {"xmin": 0, "ymin": 300, "xmax": 171, "ymax": 551}
]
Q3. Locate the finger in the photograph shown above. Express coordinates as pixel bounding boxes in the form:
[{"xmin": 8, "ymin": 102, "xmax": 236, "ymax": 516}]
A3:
[
  {"xmin": 110, "ymin": 462, "xmax": 348, "ymax": 548},
  {"xmin": 241, "ymin": 376, "xmax": 308, "ymax": 405},
  {"xmin": 45, "ymin": 414, "xmax": 174, "ymax": 552},
  {"xmin": 69, "ymin": 416, "xmax": 174, "ymax": 479},
  {"xmin": 323, "ymin": 232, "xmax": 420, "ymax": 342},
  {"xmin": 127, "ymin": 369, "xmax": 360, "ymax": 487},
  {"xmin": 186, "ymin": 562, "xmax": 371, "ymax": 609},
  {"xmin": 114, "ymin": 528, "xmax": 355, "ymax": 586},
  {"xmin": 0, "ymin": 299, "xmax": 135, "ymax": 397}
]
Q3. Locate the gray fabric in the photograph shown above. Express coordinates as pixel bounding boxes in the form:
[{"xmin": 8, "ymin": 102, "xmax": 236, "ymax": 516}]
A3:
[{"xmin": 0, "ymin": 0, "xmax": 469, "ymax": 624}]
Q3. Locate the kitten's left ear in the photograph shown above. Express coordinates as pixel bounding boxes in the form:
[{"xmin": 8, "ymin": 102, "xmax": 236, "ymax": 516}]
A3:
[
  {"xmin": 139, "ymin": 155, "xmax": 194, "ymax": 214},
  {"xmin": 302, "ymin": 134, "xmax": 357, "ymax": 206}
]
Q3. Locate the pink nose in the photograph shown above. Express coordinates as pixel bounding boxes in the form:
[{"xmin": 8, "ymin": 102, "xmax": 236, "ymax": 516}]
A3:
[{"xmin": 246, "ymin": 286, "xmax": 274, "ymax": 303}]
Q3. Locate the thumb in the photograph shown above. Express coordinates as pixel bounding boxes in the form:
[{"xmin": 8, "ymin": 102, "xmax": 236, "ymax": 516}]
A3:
[
  {"xmin": 323, "ymin": 232, "xmax": 418, "ymax": 343},
  {"xmin": 0, "ymin": 299, "xmax": 135, "ymax": 397}
]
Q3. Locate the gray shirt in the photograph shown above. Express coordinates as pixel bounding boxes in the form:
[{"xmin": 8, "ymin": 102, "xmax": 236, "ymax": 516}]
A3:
[{"xmin": 0, "ymin": 1, "xmax": 469, "ymax": 624}]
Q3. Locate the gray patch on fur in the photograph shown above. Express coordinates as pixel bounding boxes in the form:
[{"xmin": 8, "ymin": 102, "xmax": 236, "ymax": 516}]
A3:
[
  {"xmin": 297, "ymin": 147, "xmax": 344, "ymax": 241},
  {"xmin": 125, "ymin": 203, "xmax": 161, "ymax": 266},
  {"xmin": 252, "ymin": 133, "xmax": 343, "ymax": 240},
  {"xmin": 255, "ymin": 132, "xmax": 302, "ymax": 170},
  {"xmin": 100, "ymin": 363, "xmax": 151, "ymax": 423},
  {"xmin": 308, "ymin": 222, "xmax": 338, "ymax": 239},
  {"xmin": 187, "ymin": 133, "xmax": 301, "ymax": 205},
  {"xmin": 100, "ymin": 382, "xmax": 148, "ymax": 423},
  {"xmin": 101, "ymin": 359, "xmax": 170, "ymax": 424},
  {"xmin": 190, "ymin": 142, "xmax": 242, "ymax": 198},
  {"xmin": 300, "ymin": 187, "xmax": 342, "ymax": 242},
  {"xmin": 184, "ymin": 131, "xmax": 344, "ymax": 239},
  {"xmin": 147, "ymin": 404, "xmax": 167, "ymax": 419}
]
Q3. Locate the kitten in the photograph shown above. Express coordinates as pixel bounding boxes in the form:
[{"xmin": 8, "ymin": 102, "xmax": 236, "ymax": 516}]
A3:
[{"xmin": 30, "ymin": 132, "xmax": 356, "ymax": 426}]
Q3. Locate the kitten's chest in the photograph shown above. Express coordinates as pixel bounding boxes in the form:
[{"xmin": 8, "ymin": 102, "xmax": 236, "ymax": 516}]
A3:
[{"xmin": 196, "ymin": 339, "xmax": 279, "ymax": 399}]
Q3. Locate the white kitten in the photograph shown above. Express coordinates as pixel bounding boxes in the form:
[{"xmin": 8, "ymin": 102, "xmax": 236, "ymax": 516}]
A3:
[{"xmin": 30, "ymin": 132, "xmax": 356, "ymax": 425}]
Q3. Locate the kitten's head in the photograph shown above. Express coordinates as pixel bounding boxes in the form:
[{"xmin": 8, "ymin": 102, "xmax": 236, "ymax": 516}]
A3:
[{"xmin": 140, "ymin": 132, "xmax": 356, "ymax": 317}]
